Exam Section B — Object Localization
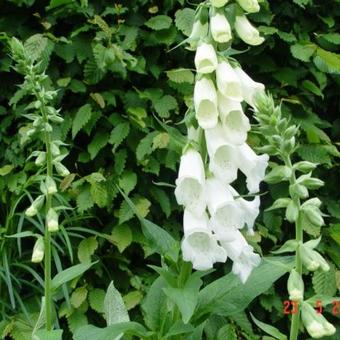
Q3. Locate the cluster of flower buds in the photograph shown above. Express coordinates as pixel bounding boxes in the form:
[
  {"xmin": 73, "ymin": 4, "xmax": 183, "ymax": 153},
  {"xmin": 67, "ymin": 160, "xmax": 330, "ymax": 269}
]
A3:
[{"xmin": 175, "ymin": 0, "xmax": 268, "ymax": 283}]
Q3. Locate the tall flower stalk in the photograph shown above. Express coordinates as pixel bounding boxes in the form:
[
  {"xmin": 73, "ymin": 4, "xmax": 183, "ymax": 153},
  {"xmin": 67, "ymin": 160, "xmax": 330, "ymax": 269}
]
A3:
[
  {"xmin": 10, "ymin": 37, "xmax": 69, "ymax": 330},
  {"xmin": 254, "ymin": 93, "xmax": 335, "ymax": 339},
  {"xmin": 174, "ymin": 0, "xmax": 268, "ymax": 283}
]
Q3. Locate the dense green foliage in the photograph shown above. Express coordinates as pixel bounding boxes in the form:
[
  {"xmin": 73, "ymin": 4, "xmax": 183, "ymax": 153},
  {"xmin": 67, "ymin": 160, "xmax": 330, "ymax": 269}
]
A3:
[{"xmin": 0, "ymin": 0, "xmax": 339, "ymax": 339}]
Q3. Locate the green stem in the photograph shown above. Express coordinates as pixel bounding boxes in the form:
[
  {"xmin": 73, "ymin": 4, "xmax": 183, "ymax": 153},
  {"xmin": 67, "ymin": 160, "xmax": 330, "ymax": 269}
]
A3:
[
  {"xmin": 39, "ymin": 93, "xmax": 53, "ymax": 331},
  {"xmin": 286, "ymin": 156, "xmax": 303, "ymax": 340}
]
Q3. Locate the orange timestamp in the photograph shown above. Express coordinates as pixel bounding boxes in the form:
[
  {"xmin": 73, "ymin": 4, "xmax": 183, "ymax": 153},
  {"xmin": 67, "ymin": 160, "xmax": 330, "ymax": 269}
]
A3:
[{"xmin": 283, "ymin": 300, "xmax": 340, "ymax": 315}]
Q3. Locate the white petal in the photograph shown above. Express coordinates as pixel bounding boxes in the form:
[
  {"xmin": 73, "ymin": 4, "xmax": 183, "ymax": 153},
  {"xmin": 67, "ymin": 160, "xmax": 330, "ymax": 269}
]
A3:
[
  {"xmin": 183, "ymin": 209, "xmax": 209, "ymax": 234},
  {"xmin": 210, "ymin": 13, "xmax": 232, "ymax": 43},
  {"xmin": 235, "ymin": 0, "xmax": 260, "ymax": 13},
  {"xmin": 194, "ymin": 78, "xmax": 218, "ymax": 129},
  {"xmin": 175, "ymin": 149, "xmax": 206, "ymax": 214},
  {"xmin": 235, "ymin": 15, "xmax": 264, "ymax": 46},
  {"xmin": 205, "ymin": 125, "xmax": 238, "ymax": 183},
  {"xmin": 211, "ymin": 0, "xmax": 230, "ymax": 7},
  {"xmin": 195, "ymin": 43, "xmax": 218, "ymax": 74},
  {"xmin": 236, "ymin": 144, "xmax": 269, "ymax": 193},
  {"xmin": 234, "ymin": 66, "xmax": 265, "ymax": 107},
  {"xmin": 218, "ymin": 93, "xmax": 250, "ymax": 145},
  {"xmin": 216, "ymin": 62, "xmax": 243, "ymax": 101}
]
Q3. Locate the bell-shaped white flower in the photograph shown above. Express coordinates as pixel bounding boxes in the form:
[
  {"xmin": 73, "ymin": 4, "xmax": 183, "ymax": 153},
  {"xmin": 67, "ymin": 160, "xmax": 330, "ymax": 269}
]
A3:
[
  {"xmin": 175, "ymin": 148, "xmax": 206, "ymax": 215},
  {"xmin": 229, "ymin": 185, "xmax": 260, "ymax": 235},
  {"xmin": 210, "ymin": 13, "xmax": 232, "ymax": 43},
  {"xmin": 234, "ymin": 66, "xmax": 265, "ymax": 107},
  {"xmin": 206, "ymin": 177, "xmax": 243, "ymax": 237},
  {"xmin": 25, "ymin": 195, "xmax": 45, "ymax": 217},
  {"xmin": 47, "ymin": 208, "xmax": 59, "ymax": 232},
  {"xmin": 218, "ymin": 93, "xmax": 250, "ymax": 145},
  {"xmin": 194, "ymin": 77, "xmax": 219, "ymax": 129},
  {"xmin": 216, "ymin": 61, "xmax": 243, "ymax": 101},
  {"xmin": 235, "ymin": 0, "xmax": 260, "ymax": 13},
  {"xmin": 211, "ymin": 0, "xmax": 229, "ymax": 7},
  {"xmin": 234, "ymin": 15, "xmax": 264, "ymax": 46},
  {"xmin": 205, "ymin": 125, "xmax": 238, "ymax": 184},
  {"xmin": 182, "ymin": 209, "xmax": 227, "ymax": 270},
  {"xmin": 31, "ymin": 236, "xmax": 44, "ymax": 263},
  {"xmin": 220, "ymin": 230, "xmax": 261, "ymax": 283},
  {"xmin": 194, "ymin": 43, "xmax": 218, "ymax": 74},
  {"xmin": 236, "ymin": 143, "xmax": 269, "ymax": 193}
]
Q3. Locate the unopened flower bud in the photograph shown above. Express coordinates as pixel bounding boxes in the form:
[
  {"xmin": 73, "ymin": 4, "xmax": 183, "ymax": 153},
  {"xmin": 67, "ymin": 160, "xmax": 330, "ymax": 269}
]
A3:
[
  {"xmin": 55, "ymin": 162, "xmax": 70, "ymax": 177},
  {"xmin": 294, "ymin": 161, "xmax": 317, "ymax": 173},
  {"xmin": 31, "ymin": 236, "xmax": 44, "ymax": 263},
  {"xmin": 287, "ymin": 269, "xmax": 304, "ymax": 301},
  {"xmin": 47, "ymin": 208, "xmax": 59, "ymax": 232},
  {"xmin": 25, "ymin": 195, "xmax": 45, "ymax": 217},
  {"xmin": 235, "ymin": 0, "xmax": 260, "ymax": 13},
  {"xmin": 41, "ymin": 176, "xmax": 58, "ymax": 195},
  {"xmin": 301, "ymin": 205, "xmax": 324, "ymax": 227},
  {"xmin": 51, "ymin": 143, "xmax": 60, "ymax": 156},
  {"xmin": 289, "ymin": 183, "xmax": 309, "ymax": 199},
  {"xmin": 211, "ymin": 0, "xmax": 229, "ymax": 8},
  {"xmin": 301, "ymin": 244, "xmax": 320, "ymax": 271},
  {"xmin": 285, "ymin": 200, "xmax": 299, "ymax": 223},
  {"xmin": 35, "ymin": 152, "xmax": 46, "ymax": 166}
]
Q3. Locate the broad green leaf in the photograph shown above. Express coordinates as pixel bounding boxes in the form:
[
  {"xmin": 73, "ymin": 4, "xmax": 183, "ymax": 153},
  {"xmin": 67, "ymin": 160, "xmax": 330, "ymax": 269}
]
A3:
[
  {"xmin": 123, "ymin": 291, "xmax": 143, "ymax": 310},
  {"xmin": 76, "ymin": 186, "xmax": 94, "ymax": 213},
  {"xmin": 290, "ymin": 42, "xmax": 317, "ymax": 62},
  {"xmin": 217, "ymin": 324, "xmax": 237, "ymax": 340},
  {"xmin": 193, "ymin": 256, "xmax": 294, "ymax": 322},
  {"xmin": 314, "ymin": 48, "xmax": 340, "ymax": 74},
  {"xmin": 0, "ymin": 164, "xmax": 14, "ymax": 176},
  {"xmin": 88, "ymin": 132, "xmax": 109, "ymax": 159},
  {"xmin": 51, "ymin": 262, "xmax": 95, "ymax": 290},
  {"xmin": 24, "ymin": 34, "xmax": 48, "ymax": 62},
  {"xmin": 89, "ymin": 289, "xmax": 105, "ymax": 313},
  {"xmin": 71, "ymin": 286, "xmax": 88, "ymax": 308},
  {"xmin": 166, "ymin": 68, "xmax": 194, "ymax": 84},
  {"xmin": 145, "ymin": 15, "xmax": 172, "ymax": 31},
  {"xmin": 111, "ymin": 224, "xmax": 133, "ymax": 253},
  {"xmin": 104, "ymin": 282, "xmax": 129, "ymax": 326},
  {"xmin": 47, "ymin": 0, "xmax": 73, "ymax": 10},
  {"xmin": 163, "ymin": 272, "xmax": 203, "ymax": 323},
  {"xmin": 34, "ymin": 329, "xmax": 63, "ymax": 340},
  {"xmin": 302, "ymin": 80, "xmax": 323, "ymax": 97},
  {"xmin": 154, "ymin": 95, "xmax": 178, "ymax": 118},
  {"xmin": 109, "ymin": 122, "xmax": 130, "ymax": 152},
  {"xmin": 118, "ymin": 171, "xmax": 137, "ymax": 195},
  {"xmin": 78, "ymin": 237, "xmax": 98, "ymax": 263},
  {"xmin": 72, "ymin": 104, "xmax": 92, "ymax": 138},
  {"xmin": 250, "ymin": 313, "xmax": 287, "ymax": 340},
  {"xmin": 175, "ymin": 8, "xmax": 195, "ymax": 37},
  {"xmin": 90, "ymin": 181, "xmax": 108, "ymax": 208},
  {"xmin": 312, "ymin": 266, "xmax": 337, "ymax": 296}
]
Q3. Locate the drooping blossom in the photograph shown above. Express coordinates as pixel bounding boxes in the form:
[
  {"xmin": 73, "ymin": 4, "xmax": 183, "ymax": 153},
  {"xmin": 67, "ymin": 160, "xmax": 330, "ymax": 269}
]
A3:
[
  {"xmin": 195, "ymin": 43, "xmax": 218, "ymax": 74},
  {"xmin": 234, "ymin": 15, "xmax": 264, "ymax": 46}
]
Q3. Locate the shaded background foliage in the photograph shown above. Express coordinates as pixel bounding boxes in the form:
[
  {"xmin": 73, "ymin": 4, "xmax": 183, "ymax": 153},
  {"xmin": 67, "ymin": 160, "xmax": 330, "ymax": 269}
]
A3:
[{"xmin": 0, "ymin": 0, "xmax": 339, "ymax": 338}]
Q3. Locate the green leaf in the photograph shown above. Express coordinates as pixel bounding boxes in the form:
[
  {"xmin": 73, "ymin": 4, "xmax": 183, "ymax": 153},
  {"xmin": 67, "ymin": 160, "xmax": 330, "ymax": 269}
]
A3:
[
  {"xmin": 320, "ymin": 33, "xmax": 340, "ymax": 45},
  {"xmin": 194, "ymin": 257, "xmax": 294, "ymax": 322},
  {"xmin": 271, "ymin": 240, "xmax": 298, "ymax": 254},
  {"xmin": 72, "ymin": 104, "xmax": 92, "ymax": 139},
  {"xmin": 163, "ymin": 272, "xmax": 203, "ymax": 323},
  {"xmin": 71, "ymin": 287, "xmax": 88, "ymax": 308},
  {"xmin": 104, "ymin": 282, "xmax": 129, "ymax": 326},
  {"xmin": 297, "ymin": 145, "xmax": 331, "ymax": 165},
  {"xmin": 150, "ymin": 187, "xmax": 171, "ymax": 217},
  {"xmin": 118, "ymin": 171, "xmax": 137, "ymax": 195},
  {"xmin": 175, "ymin": 8, "xmax": 195, "ymax": 37},
  {"xmin": 250, "ymin": 313, "xmax": 287, "ymax": 340},
  {"xmin": 88, "ymin": 132, "xmax": 109, "ymax": 160},
  {"xmin": 109, "ymin": 122, "xmax": 130, "ymax": 152},
  {"xmin": 0, "ymin": 164, "xmax": 14, "ymax": 176},
  {"xmin": 145, "ymin": 15, "xmax": 172, "ymax": 31},
  {"xmin": 67, "ymin": 310, "xmax": 88, "ymax": 335},
  {"xmin": 89, "ymin": 288, "xmax": 106, "ymax": 314},
  {"xmin": 217, "ymin": 324, "xmax": 237, "ymax": 340},
  {"xmin": 90, "ymin": 181, "xmax": 108, "ymax": 208},
  {"xmin": 77, "ymin": 186, "xmax": 94, "ymax": 213},
  {"xmin": 312, "ymin": 266, "xmax": 337, "ymax": 296},
  {"xmin": 35, "ymin": 329, "xmax": 63, "ymax": 340},
  {"xmin": 136, "ymin": 131, "xmax": 159, "ymax": 161},
  {"xmin": 154, "ymin": 95, "xmax": 178, "ymax": 118},
  {"xmin": 313, "ymin": 48, "xmax": 340, "ymax": 74},
  {"xmin": 290, "ymin": 42, "xmax": 317, "ymax": 62},
  {"xmin": 114, "ymin": 149, "xmax": 127, "ymax": 176},
  {"xmin": 73, "ymin": 322, "xmax": 149, "ymax": 340},
  {"xmin": 24, "ymin": 34, "xmax": 48, "ymax": 62},
  {"xmin": 302, "ymin": 80, "xmax": 323, "ymax": 97},
  {"xmin": 293, "ymin": 0, "xmax": 312, "ymax": 8},
  {"xmin": 47, "ymin": 0, "xmax": 73, "ymax": 10},
  {"xmin": 78, "ymin": 237, "xmax": 98, "ymax": 263},
  {"xmin": 166, "ymin": 68, "xmax": 194, "ymax": 84},
  {"xmin": 111, "ymin": 224, "xmax": 133, "ymax": 253},
  {"xmin": 51, "ymin": 262, "xmax": 95, "ymax": 291}
]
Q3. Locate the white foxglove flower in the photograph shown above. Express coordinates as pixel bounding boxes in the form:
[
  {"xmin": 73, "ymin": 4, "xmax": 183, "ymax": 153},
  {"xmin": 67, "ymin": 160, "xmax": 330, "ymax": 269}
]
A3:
[
  {"xmin": 194, "ymin": 43, "xmax": 218, "ymax": 74},
  {"xmin": 205, "ymin": 125, "xmax": 238, "ymax": 184},
  {"xmin": 236, "ymin": 143, "xmax": 269, "ymax": 193},
  {"xmin": 234, "ymin": 15, "xmax": 264, "ymax": 46},
  {"xmin": 220, "ymin": 230, "xmax": 261, "ymax": 283},
  {"xmin": 234, "ymin": 67, "xmax": 265, "ymax": 107},
  {"xmin": 31, "ymin": 236, "xmax": 44, "ymax": 263},
  {"xmin": 188, "ymin": 20, "xmax": 209, "ymax": 48},
  {"xmin": 182, "ymin": 209, "xmax": 227, "ymax": 270},
  {"xmin": 235, "ymin": 0, "xmax": 260, "ymax": 13},
  {"xmin": 194, "ymin": 77, "xmax": 218, "ymax": 129},
  {"xmin": 47, "ymin": 208, "xmax": 59, "ymax": 232},
  {"xmin": 211, "ymin": 0, "xmax": 229, "ymax": 8},
  {"xmin": 175, "ymin": 149, "xmax": 206, "ymax": 215},
  {"xmin": 40, "ymin": 176, "xmax": 58, "ymax": 195},
  {"xmin": 229, "ymin": 185, "xmax": 260, "ymax": 235},
  {"xmin": 218, "ymin": 93, "xmax": 250, "ymax": 145},
  {"xmin": 25, "ymin": 195, "xmax": 45, "ymax": 217},
  {"xmin": 216, "ymin": 61, "xmax": 243, "ymax": 101},
  {"xmin": 206, "ymin": 177, "xmax": 243, "ymax": 237},
  {"xmin": 210, "ymin": 13, "xmax": 232, "ymax": 43}
]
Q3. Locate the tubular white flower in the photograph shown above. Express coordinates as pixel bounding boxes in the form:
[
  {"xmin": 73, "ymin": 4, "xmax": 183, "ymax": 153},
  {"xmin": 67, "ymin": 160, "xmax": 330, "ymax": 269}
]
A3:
[
  {"xmin": 194, "ymin": 77, "xmax": 218, "ymax": 129},
  {"xmin": 206, "ymin": 177, "xmax": 243, "ymax": 237},
  {"xmin": 234, "ymin": 66, "xmax": 265, "ymax": 107},
  {"xmin": 220, "ymin": 230, "xmax": 261, "ymax": 283},
  {"xmin": 194, "ymin": 43, "xmax": 218, "ymax": 74},
  {"xmin": 31, "ymin": 236, "xmax": 44, "ymax": 263},
  {"xmin": 175, "ymin": 148, "xmax": 206, "ymax": 215},
  {"xmin": 210, "ymin": 13, "xmax": 232, "ymax": 43},
  {"xmin": 216, "ymin": 61, "xmax": 243, "ymax": 101},
  {"xmin": 25, "ymin": 195, "xmax": 45, "ymax": 217},
  {"xmin": 229, "ymin": 185, "xmax": 260, "ymax": 235},
  {"xmin": 211, "ymin": 0, "xmax": 229, "ymax": 8},
  {"xmin": 235, "ymin": 0, "xmax": 260, "ymax": 13},
  {"xmin": 182, "ymin": 209, "xmax": 227, "ymax": 270},
  {"xmin": 218, "ymin": 93, "xmax": 250, "ymax": 145},
  {"xmin": 205, "ymin": 124, "xmax": 238, "ymax": 184},
  {"xmin": 234, "ymin": 15, "xmax": 264, "ymax": 46},
  {"xmin": 236, "ymin": 143, "xmax": 269, "ymax": 193},
  {"xmin": 47, "ymin": 208, "xmax": 59, "ymax": 232}
]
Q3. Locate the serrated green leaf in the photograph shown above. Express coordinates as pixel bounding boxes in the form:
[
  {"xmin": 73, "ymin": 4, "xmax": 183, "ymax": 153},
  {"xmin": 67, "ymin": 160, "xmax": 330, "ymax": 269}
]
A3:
[
  {"xmin": 67, "ymin": 310, "xmax": 88, "ymax": 335},
  {"xmin": 166, "ymin": 68, "xmax": 194, "ymax": 84},
  {"xmin": 114, "ymin": 149, "xmax": 127, "ymax": 176},
  {"xmin": 312, "ymin": 266, "xmax": 337, "ymax": 296},
  {"xmin": 71, "ymin": 287, "xmax": 88, "ymax": 308},
  {"xmin": 314, "ymin": 48, "xmax": 340, "ymax": 74},
  {"xmin": 90, "ymin": 181, "xmax": 108, "ymax": 208},
  {"xmin": 78, "ymin": 237, "xmax": 98, "ymax": 263},
  {"xmin": 72, "ymin": 104, "xmax": 92, "ymax": 138},
  {"xmin": 109, "ymin": 122, "xmax": 130, "ymax": 152},
  {"xmin": 154, "ymin": 95, "xmax": 178, "ymax": 118},
  {"xmin": 77, "ymin": 186, "xmax": 95, "ymax": 213},
  {"xmin": 118, "ymin": 171, "xmax": 137, "ymax": 195},
  {"xmin": 111, "ymin": 224, "xmax": 132, "ymax": 253},
  {"xmin": 136, "ymin": 131, "xmax": 158, "ymax": 161},
  {"xmin": 88, "ymin": 132, "xmax": 109, "ymax": 160},
  {"xmin": 88, "ymin": 289, "xmax": 105, "ymax": 314},
  {"xmin": 24, "ymin": 34, "xmax": 48, "ymax": 62},
  {"xmin": 175, "ymin": 8, "xmax": 195, "ymax": 37},
  {"xmin": 290, "ymin": 42, "xmax": 316, "ymax": 62}
]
